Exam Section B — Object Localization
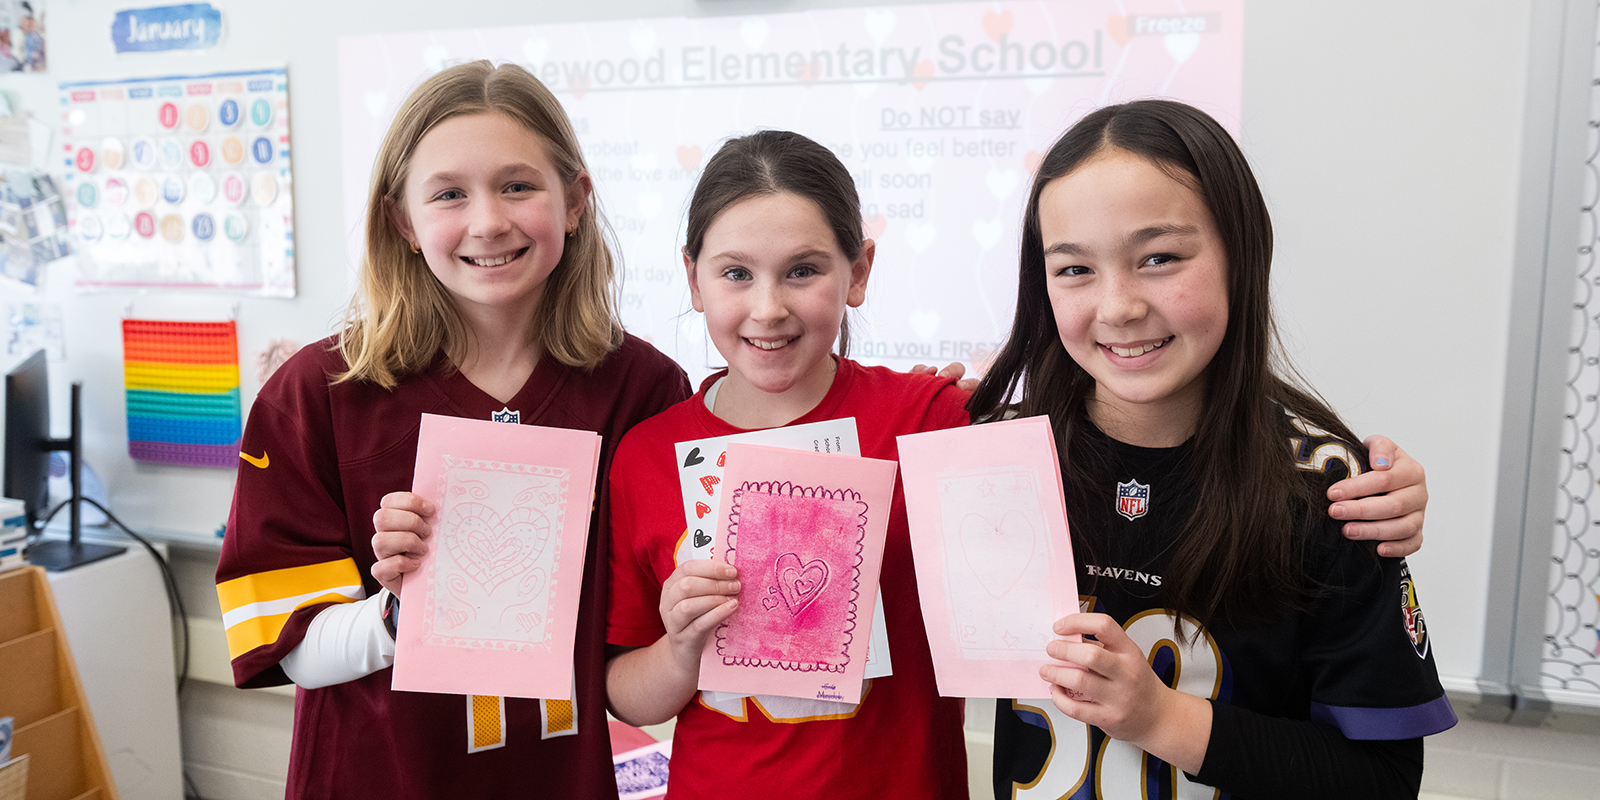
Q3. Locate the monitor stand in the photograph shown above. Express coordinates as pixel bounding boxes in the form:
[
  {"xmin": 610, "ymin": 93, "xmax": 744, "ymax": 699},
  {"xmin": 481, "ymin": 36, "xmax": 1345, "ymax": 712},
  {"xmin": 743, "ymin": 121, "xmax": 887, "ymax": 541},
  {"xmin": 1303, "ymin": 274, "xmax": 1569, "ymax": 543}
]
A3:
[
  {"xmin": 25, "ymin": 381, "xmax": 125, "ymax": 572},
  {"xmin": 26, "ymin": 539, "xmax": 125, "ymax": 571}
]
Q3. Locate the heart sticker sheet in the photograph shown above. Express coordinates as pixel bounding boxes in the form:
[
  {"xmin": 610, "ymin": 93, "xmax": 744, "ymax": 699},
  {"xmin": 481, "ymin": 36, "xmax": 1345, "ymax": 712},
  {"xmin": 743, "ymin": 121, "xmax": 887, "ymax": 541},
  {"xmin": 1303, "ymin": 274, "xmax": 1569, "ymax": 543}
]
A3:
[
  {"xmin": 697, "ymin": 443, "xmax": 897, "ymax": 704},
  {"xmin": 897, "ymin": 415, "xmax": 1078, "ymax": 698},
  {"xmin": 393, "ymin": 414, "xmax": 601, "ymax": 699}
]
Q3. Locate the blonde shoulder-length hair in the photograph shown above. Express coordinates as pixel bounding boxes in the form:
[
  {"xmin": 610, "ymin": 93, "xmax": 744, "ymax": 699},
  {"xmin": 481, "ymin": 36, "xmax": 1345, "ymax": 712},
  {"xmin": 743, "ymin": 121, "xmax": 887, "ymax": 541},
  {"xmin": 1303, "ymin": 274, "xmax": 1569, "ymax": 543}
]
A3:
[{"xmin": 337, "ymin": 60, "xmax": 623, "ymax": 388}]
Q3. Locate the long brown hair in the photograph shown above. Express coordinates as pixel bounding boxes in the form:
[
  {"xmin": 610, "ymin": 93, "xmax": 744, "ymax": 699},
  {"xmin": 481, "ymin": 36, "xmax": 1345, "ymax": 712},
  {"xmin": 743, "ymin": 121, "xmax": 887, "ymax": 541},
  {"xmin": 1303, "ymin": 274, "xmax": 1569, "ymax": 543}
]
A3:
[
  {"xmin": 338, "ymin": 61, "xmax": 623, "ymax": 388},
  {"xmin": 684, "ymin": 130, "xmax": 865, "ymax": 357},
  {"xmin": 969, "ymin": 100, "xmax": 1366, "ymax": 630}
]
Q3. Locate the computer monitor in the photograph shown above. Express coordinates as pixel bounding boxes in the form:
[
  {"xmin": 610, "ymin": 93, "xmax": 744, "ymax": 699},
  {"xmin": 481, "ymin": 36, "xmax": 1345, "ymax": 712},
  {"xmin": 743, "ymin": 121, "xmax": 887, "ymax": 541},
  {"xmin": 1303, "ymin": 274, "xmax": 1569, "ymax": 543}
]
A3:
[{"xmin": 4, "ymin": 350, "xmax": 123, "ymax": 570}]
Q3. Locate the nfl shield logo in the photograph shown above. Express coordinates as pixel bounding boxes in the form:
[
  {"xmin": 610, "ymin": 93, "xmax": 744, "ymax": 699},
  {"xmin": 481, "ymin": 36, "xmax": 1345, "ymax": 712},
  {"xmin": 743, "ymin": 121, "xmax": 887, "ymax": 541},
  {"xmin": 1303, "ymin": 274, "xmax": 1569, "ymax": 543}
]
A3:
[
  {"xmin": 491, "ymin": 407, "xmax": 520, "ymax": 424},
  {"xmin": 1116, "ymin": 479, "xmax": 1150, "ymax": 521}
]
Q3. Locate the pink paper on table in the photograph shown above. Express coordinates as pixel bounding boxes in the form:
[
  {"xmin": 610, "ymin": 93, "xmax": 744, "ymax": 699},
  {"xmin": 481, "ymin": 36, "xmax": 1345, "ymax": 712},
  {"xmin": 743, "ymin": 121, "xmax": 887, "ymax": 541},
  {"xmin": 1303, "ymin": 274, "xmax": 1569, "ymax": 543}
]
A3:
[
  {"xmin": 392, "ymin": 413, "xmax": 602, "ymax": 699},
  {"xmin": 897, "ymin": 415, "xmax": 1078, "ymax": 698},
  {"xmin": 697, "ymin": 443, "xmax": 897, "ymax": 704}
]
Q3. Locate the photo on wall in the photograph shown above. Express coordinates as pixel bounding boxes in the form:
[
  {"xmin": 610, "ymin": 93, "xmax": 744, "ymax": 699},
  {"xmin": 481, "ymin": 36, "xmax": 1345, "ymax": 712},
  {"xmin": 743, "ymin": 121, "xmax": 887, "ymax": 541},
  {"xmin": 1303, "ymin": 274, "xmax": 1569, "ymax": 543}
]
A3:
[{"xmin": 0, "ymin": 1, "xmax": 45, "ymax": 72}]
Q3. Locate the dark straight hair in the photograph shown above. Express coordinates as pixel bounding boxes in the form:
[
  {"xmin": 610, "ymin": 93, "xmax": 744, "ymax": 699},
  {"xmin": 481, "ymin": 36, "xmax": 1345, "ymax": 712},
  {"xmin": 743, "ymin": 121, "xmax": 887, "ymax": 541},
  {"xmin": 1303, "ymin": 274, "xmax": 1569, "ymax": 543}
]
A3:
[
  {"xmin": 684, "ymin": 130, "xmax": 865, "ymax": 357},
  {"xmin": 969, "ymin": 100, "xmax": 1367, "ymax": 631}
]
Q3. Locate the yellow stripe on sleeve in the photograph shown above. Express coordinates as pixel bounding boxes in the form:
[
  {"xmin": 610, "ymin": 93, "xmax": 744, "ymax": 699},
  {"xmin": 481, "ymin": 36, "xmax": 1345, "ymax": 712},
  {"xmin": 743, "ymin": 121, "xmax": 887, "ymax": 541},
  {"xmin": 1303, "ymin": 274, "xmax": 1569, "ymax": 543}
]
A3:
[
  {"xmin": 217, "ymin": 558, "xmax": 362, "ymax": 613},
  {"xmin": 217, "ymin": 559, "xmax": 365, "ymax": 659},
  {"xmin": 222, "ymin": 591, "xmax": 362, "ymax": 659}
]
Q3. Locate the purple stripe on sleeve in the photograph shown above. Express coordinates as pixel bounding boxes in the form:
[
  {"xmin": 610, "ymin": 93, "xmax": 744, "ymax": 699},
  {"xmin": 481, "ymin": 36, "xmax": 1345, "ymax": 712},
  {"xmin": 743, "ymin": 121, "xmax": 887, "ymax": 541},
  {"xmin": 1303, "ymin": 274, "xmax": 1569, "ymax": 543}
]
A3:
[{"xmin": 1310, "ymin": 695, "xmax": 1457, "ymax": 739}]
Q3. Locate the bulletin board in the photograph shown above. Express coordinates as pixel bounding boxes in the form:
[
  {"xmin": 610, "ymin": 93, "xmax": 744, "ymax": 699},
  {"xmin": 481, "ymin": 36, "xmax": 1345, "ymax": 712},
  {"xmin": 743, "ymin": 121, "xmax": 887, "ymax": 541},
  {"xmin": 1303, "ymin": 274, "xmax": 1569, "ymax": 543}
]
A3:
[
  {"xmin": 56, "ymin": 67, "xmax": 295, "ymax": 296},
  {"xmin": 339, "ymin": 0, "xmax": 1241, "ymax": 380}
]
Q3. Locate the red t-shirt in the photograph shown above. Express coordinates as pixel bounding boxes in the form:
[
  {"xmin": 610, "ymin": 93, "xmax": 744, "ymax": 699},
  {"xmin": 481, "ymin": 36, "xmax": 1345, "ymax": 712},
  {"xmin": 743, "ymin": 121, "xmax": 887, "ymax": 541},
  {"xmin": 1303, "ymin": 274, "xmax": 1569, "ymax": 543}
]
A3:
[
  {"xmin": 607, "ymin": 358, "xmax": 973, "ymax": 799},
  {"xmin": 216, "ymin": 334, "xmax": 689, "ymax": 800}
]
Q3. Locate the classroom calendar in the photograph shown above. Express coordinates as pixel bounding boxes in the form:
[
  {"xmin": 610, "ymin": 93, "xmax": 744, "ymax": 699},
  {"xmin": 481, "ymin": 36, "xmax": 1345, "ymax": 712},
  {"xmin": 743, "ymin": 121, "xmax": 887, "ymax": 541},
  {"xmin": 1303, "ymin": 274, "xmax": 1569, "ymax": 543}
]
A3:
[{"xmin": 58, "ymin": 67, "xmax": 296, "ymax": 296}]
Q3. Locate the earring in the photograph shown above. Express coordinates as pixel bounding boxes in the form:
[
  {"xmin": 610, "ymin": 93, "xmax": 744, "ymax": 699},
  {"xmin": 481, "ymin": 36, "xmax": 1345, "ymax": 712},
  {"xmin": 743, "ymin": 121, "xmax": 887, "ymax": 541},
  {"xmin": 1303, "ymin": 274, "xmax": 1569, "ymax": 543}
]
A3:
[
  {"xmin": 565, "ymin": 229, "xmax": 575, "ymax": 238},
  {"xmin": 409, "ymin": 242, "xmax": 421, "ymax": 254}
]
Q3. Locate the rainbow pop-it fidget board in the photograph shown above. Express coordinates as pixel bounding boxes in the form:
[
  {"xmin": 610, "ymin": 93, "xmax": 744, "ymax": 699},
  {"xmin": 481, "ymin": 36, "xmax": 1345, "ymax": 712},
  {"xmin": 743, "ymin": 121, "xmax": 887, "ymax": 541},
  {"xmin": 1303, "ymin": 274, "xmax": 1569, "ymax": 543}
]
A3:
[
  {"xmin": 122, "ymin": 319, "xmax": 242, "ymax": 468},
  {"xmin": 60, "ymin": 68, "xmax": 295, "ymax": 296}
]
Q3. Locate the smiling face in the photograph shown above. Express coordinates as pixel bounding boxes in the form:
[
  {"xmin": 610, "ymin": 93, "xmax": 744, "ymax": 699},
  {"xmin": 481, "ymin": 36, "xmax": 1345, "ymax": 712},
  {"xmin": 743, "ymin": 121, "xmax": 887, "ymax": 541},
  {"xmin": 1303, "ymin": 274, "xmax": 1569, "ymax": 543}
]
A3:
[
  {"xmin": 1040, "ymin": 149, "xmax": 1229, "ymax": 446},
  {"xmin": 687, "ymin": 192, "xmax": 873, "ymax": 427},
  {"xmin": 390, "ymin": 112, "xmax": 587, "ymax": 327}
]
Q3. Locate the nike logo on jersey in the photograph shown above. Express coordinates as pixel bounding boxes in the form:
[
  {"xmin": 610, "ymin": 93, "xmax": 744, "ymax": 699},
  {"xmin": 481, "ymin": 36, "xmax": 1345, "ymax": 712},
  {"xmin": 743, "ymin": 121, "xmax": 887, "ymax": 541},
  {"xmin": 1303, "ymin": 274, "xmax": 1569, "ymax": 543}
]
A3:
[
  {"xmin": 1084, "ymin": 564, "xmax": 1163, "ymax": 586},
  {"xmin": 239, "ymin": 450, "xmax": 269, "ymax": 469}
]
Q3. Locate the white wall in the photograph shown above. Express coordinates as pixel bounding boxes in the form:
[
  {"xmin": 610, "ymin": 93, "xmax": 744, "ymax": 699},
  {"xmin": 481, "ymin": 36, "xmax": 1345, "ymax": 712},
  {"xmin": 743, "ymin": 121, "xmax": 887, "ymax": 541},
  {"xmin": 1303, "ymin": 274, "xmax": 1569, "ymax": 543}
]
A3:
[
  {"xmin": 1242, "ymin": 1, "xmax": 1535, "ymax": 685},
  {"xmin": 0, "ymin": 0, "xmax": 1583, "ymax": 797}
]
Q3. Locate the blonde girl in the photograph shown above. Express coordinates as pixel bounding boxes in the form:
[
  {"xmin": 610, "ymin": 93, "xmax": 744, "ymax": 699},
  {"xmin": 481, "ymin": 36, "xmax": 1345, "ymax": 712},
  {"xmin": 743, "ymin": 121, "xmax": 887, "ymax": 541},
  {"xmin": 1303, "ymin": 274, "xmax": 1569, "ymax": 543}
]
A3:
[{"xmin": 216, "ymin": 61, "xmax": 690, "ymax": 800}]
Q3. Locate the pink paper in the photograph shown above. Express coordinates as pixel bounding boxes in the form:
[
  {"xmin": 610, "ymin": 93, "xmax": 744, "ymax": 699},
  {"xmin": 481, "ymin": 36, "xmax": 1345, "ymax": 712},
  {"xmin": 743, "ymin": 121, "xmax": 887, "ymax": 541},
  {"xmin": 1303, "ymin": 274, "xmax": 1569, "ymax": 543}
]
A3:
[
  {"xmin": 897, "ymin": 416, "xmax": 1078, "ymax": 698},
  {"xmin": 697, "ymin": 443, "xmax": 898, "ymax": 704},
  {"xmin": 392, "ymin": 413, "xmax": 601, "ymax": 699}
]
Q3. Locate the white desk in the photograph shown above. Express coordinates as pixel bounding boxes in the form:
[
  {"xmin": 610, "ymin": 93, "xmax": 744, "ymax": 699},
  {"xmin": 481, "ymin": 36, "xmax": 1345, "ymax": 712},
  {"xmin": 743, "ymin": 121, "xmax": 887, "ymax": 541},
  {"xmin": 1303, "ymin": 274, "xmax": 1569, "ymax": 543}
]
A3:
[{"xmin": 44, "ymin": 539, "xmax": 184, "ymax": 800}]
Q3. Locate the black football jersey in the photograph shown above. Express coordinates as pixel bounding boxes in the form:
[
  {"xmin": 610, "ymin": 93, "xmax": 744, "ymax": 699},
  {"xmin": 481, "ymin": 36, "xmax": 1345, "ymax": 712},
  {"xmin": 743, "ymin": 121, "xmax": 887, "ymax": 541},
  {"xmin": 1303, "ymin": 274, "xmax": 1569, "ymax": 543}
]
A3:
[{"xmin": 992, "ymin": 421, "xmax": 1454, "ymax": 799}]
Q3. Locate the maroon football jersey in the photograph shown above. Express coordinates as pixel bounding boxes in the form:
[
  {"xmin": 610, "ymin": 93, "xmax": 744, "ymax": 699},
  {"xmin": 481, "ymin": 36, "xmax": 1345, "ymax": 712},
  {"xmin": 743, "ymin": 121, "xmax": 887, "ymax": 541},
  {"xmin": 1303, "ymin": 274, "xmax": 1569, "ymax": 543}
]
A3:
[{"xmin": 218, "ymin": 334, "xmax": 689, "ymax": 799}]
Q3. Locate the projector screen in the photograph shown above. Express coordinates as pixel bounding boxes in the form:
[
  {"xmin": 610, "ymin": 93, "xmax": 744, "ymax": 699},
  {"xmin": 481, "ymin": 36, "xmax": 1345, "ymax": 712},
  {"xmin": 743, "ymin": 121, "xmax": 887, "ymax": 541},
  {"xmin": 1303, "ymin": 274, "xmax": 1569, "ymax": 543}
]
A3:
[{"xmin": 339, "ymin": 0, "xmax": 1242, "ymax": 382}]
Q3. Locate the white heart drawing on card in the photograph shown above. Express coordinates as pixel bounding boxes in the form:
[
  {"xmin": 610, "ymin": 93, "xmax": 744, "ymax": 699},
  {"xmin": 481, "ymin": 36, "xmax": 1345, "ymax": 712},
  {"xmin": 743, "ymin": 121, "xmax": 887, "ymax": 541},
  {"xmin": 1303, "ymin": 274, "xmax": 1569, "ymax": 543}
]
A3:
[
  {"xmin": 447, "ymin": 502, "xmax": 552, "ymax": 593},
  {"xmin": 959, "ymin": 510, "xmax": 1035, "ymax": 598}
]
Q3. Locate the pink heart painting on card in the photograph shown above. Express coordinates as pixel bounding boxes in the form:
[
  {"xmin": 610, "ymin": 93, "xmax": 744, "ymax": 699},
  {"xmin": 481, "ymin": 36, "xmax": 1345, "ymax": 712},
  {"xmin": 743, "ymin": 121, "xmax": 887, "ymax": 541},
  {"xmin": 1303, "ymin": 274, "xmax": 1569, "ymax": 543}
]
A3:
[
  {"xmin": 773, "ymin": 551, "xmax": 830, "ymax": 615},
  {"xmin": 958, "ymin": 510, "xmax": 1035, "ymax": 598},
  {"xmin": 447, "ymin": 502, "xmax": 552, "ymax": 593}
]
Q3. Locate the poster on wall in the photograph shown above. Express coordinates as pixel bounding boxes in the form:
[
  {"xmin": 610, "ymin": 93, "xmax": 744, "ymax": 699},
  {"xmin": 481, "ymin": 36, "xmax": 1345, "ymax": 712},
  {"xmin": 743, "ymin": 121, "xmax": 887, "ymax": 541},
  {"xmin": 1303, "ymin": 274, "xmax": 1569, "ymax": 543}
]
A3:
[
  {"xmin": 339, "ymin": 1, "xmax": 1240, "ymax": 382},
  {"xmin": 58, "ymin": 67, "xmax": 295, "ymax": 296}
]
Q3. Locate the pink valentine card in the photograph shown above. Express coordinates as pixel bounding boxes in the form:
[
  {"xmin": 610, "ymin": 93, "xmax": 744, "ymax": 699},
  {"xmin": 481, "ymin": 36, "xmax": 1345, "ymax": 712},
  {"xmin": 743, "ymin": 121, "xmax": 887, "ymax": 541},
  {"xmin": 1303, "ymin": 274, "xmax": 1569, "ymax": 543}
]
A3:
[
  {"xmin": 392, "ymin": 413, "xmax": 602, "ymax": 699},
  {"xmin": 697, "ymin": 443, "xmax": 898, "ymax": 704},
  {"xmin": 897, "ymin": 416, "xmax": 1078, "ymax": 698}
]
